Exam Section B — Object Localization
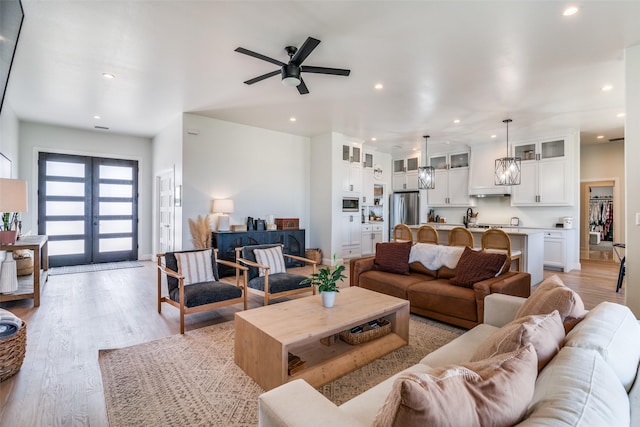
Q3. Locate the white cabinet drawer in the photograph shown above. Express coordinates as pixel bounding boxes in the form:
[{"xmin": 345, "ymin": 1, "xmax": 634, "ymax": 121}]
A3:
[
  {"xmin": 362, "ymin": 225, "xmax": 372, "ymax": 232},
  {"xmin": 373, "ymin": 225, "xmax": 383, "ymax": 232},
  {"xmin": 543, "ymin": 230, "xmax": 564, "ymax": 239}
]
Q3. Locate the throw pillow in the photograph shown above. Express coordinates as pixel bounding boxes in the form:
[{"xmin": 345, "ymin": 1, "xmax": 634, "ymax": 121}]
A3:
[
  {"xmin": 175, "ymin": 249, "xmax": 215, "ymax": 285},
  {"xmin": 470, "ymin": 310, "xmax": 565, "ymax": 371},
  {"xmin": 254, "ymin": 246, "xmax": 286, "ymax": 277},
  {"xmin": 373, "ymin": 344, "xmax": 537, "ymax": 427},
  {"xmin": 372, "ymin": 241, "xmax": 412, "ymax": 275},
  {"xmin": 515, "ymin": 275, "xmax": 587, "ymax": 324},
  {"xmin": 451, "ymin": 247, "xmax": 507, "ymax": 288}
]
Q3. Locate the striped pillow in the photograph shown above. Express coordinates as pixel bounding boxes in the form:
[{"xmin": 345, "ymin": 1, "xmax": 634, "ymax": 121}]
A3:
[
  {"xmin": 254, "ymin": 246, "xmax": 286, "ymax": 277},
  {"xmin": 175, "ymin": 249, "xmax": 215, "ymax": 285}
]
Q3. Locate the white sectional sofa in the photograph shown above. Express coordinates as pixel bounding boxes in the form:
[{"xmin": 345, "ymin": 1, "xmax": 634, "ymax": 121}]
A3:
[{"xmin": 258, "ymin": 293, "xmax": 640, "ymax": 426}]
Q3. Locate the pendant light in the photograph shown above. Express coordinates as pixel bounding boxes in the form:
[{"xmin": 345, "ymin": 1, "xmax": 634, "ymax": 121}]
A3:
[
  {"xmin": 494, "ymin": 119, "xmax": 521, "ymax": 186},
  {"xmin": 418, "ymin": 135, "xmax": 435, "ymax": 189}
]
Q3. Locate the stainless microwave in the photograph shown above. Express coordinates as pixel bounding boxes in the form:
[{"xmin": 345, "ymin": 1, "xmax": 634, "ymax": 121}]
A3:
[{"xmin": 342, "ymin": 197, "xmax": 359, "ymax": 212}]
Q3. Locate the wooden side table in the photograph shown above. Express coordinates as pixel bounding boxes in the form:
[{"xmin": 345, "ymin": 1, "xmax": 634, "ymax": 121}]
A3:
[{"xmin": 0, "ymin": 235, "xmax": 48, "ymax": 307}]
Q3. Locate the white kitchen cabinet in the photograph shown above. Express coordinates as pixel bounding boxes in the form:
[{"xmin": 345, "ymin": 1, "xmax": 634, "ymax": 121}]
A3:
[
  {"xmin": 427, "ymin": 151, "xmax": 474, "ymax": 207},
  {"xmin": 511, "ymin": 138, "xmax": 573, "ymax": 206},
  {"xmin": 362, "ymin": 151, "xmax": 375, "ymax": 204},
  {"xmin": 341, "ymin": 213, "xmax": 362, "ymax": 259},
  {"xmin": 341, "ymin": 143, "xmax": 362, "ymax": 194},
  {"xmin": 362, "ymin": 224, "xmax": 383, "ymax": 256},
  {"xmin": 468, "ymin": 141, "xmax": 513, "ymax": 197},
  {"xmin": 542, "ymin": 228, "xmax": 576, "ymax": 272},
  {"xmin": 392, "ymin": 154, "xmax": 420, "ymax": 191}
]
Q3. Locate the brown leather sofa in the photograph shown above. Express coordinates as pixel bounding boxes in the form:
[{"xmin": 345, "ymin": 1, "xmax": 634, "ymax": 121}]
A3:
[{"xmin": 349, "ymin": 252, "xmax": 531, "ymax": 329}]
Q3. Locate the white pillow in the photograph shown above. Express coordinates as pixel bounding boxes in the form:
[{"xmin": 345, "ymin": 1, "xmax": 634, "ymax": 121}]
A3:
[
  {"xmin": 254, "ymin": 246, "xmax": 286, "ymax": 277},
  {"xmin": 175, "ymin": 249, "xmax": 215, "ymax": 285}
]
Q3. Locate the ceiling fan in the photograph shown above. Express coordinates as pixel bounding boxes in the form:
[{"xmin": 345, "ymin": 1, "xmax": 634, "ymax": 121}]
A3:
[{"xmin": 234, "ymin": 37, "xmax": 351, "ymax": 95}]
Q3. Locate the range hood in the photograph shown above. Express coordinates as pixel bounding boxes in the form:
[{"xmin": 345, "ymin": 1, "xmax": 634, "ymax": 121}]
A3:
[{"xmin": 468, "ymin": 186, "xmax": 511, "ymax": 198}]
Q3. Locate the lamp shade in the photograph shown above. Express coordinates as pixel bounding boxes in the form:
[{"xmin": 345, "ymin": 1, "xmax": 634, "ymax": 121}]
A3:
[
  {"xmin": 0, "ymin": 179, "xmax": 28, "ymax": 213},
  {"xmin": 212, "ymin": 199, "xmax": 234, "ymax": 214}
]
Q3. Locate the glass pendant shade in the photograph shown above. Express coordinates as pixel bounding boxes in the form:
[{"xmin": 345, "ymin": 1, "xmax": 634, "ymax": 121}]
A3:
[
  {"xmin": 418, "ymin": 135, "xmax": 435, "ymax": 189},
  {"xmin": 494, "ymin": 119, "xmax": 521, "ymax": 186}
]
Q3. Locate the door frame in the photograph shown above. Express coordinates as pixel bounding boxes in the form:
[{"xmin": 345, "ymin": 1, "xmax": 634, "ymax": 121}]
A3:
[{"xmin": 580, "ymin": 178, "xmax": 622, "ymax": 257}]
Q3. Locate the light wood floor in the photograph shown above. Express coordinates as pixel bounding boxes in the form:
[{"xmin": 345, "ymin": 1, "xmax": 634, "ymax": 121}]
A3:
[{"xmin": 0, "ymin": 259, "xmax": 626, "ymax": 426}]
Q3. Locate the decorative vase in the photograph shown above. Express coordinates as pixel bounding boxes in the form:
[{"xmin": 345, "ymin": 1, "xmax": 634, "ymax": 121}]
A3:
[
  {"xmin": 321, "ymin": 291, "xmax": 336, "ymax": 308},
  {"xmin": 0, "ymin": 230, "xmax": 17, "ymax": 245}
]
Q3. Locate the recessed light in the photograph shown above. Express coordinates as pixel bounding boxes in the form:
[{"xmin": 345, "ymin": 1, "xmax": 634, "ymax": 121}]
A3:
[
  {"xmin": 93, "ymin": 115, "xmax": 101, "ymax": 120},
  {"xmin": 491, "ymin": 134, "xmax": 497, "ymax": 139},
  {"xmin": 102, "ymin": 72, "xmax": 115, "ymax": 79},
  {"xmin": 371, "ymin": 137, "xmax": 377, "ymax": 141},
  {"xmin": 412, "ymin": 148, "xmax": 417, "ymax": 151},
  {"xmin": 601, "ymin": 85, "xmax": 613, "ymax": 91},
  {"xmin": 289, "ymin": 117, "xmax": 296, "ymax": 122},
  {"xmin": 453, "ymin": 119, "xmax": 460, "ymax": 124},
  {"xmin": 597, "ymin": 135, "xmax": 604, "ymax": 139},
  {"xmin": 374, "ymin": 83, "xmax": 383, "ymax": 90},
  {"xmin": 563, "ymin": 6, "xmax": 578, "ymax": 16},
  {"xmin": 617, "ymin": 113, "xmax": 626, "ymax": 118}
]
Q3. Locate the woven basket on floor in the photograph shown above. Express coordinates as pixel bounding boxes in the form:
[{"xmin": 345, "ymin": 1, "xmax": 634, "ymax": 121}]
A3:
[
  {"xmin": 305, "ymin": 249, "xmax": 322, "ymax": 264},
  {"xmin": 0, "ymin": 321, "xmax": 27, "ymax": 382}
]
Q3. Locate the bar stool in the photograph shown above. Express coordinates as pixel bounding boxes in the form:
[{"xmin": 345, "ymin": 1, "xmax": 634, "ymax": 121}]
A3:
[
  {"xmin": 613, "ymin": 243, "xmax": 625, "ymax": 293},
  {"xmin": 416, "ymin": 225, "xmax": 438, "ymax": 244}
]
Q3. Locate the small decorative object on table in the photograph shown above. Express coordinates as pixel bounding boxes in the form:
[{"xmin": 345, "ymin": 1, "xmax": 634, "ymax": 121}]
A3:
[{"xmin": 301, "ymin": 254, "xmax": 346, "ymax": 308}]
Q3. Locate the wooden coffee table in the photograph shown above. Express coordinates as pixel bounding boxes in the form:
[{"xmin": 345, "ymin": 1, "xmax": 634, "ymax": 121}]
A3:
[{"xmin": 234, "ymin": 286, "xmax": 409, "ymax": 391}]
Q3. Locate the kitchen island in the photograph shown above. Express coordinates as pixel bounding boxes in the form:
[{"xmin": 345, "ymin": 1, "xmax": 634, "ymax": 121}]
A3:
[{"xmin": 408, "ymin": 224, "xmax": 544, "ymax": 285}]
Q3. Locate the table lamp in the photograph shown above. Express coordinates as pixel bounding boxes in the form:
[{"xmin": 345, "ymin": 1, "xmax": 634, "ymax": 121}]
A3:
[
  {"xmin": 212, "ymin": 199, "xmax": 234, "ymax": 231},
  {"xmin": 0, "ymin": 178, "xmax": 28, "ymax": 244}
]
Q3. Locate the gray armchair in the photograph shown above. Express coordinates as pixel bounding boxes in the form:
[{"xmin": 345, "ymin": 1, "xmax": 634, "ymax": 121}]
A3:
[
  {"xmin": 235, "ymin": 244, "xmax": 317, "ymax": 306},
  {"xmin": 157, "ymin": 248, "xmax": 247, "ymax": 334}
]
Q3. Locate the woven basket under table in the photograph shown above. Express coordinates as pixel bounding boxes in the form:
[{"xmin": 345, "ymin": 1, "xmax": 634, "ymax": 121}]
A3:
[{"xmin": 0, "ymin": 321, "xmax": 27, "ymax": 382}]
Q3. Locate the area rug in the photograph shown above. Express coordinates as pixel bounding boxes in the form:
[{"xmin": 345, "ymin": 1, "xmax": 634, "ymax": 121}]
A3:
[
  {"xmin": 99, "ymin": 316, "xmax": 464, "ymax": 427},
  {"xmin": 48, "ymin": 261, "xmax": 143, "ymax": 276}
]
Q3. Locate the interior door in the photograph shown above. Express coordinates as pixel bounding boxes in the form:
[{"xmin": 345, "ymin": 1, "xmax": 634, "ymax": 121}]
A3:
[
  {"xmin": 157, "ymin": 170, "xmax": 175, "ymax": 254},
  {"xmin": 38, "ymin": 152, "xmax": 139, "ymax": 267}
]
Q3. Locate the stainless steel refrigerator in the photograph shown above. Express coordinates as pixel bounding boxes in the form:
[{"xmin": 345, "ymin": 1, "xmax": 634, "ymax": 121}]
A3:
[{"xmin": 390, "ymin": 191, "xmax": 420, "ymax": 238}]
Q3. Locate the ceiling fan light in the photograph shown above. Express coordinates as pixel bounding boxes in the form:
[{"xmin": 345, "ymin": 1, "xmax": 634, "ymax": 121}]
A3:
[{"xmin": 282, "ymin": 76, "xmax": 301, "ymax": 87}]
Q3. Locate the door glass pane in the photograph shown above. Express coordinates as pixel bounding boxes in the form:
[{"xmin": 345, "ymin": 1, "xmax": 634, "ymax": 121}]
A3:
[
  {"xmin": 342, "ymin": 145, "xmax": 350, "ymax": 161},
  {"xmin": 515, "ymin": 144, "xmax": 536, "ymax": 160},
  {"xmin": 49, "ymin": 240, "xmax": 85, "ymax": 256},
  {"xmin": 46, "ymin": 221, "xmax": 85, "ymax": 235},
  {"xmin": 46, "ymin": 161, "xmax": 85, "ymax": 177},
  {"xmin": 100, "ymin": 165, "xmax": 132, "ymax": 180},
  {"xmin": 450, "ymin": 153, "xmax": 469, "ymax": 168},
  {"xmin": 393, "ymin": 159, "xmax": 405, "ymax": 173},
  {"xmin": 406, "ymin": 157, "xmax": 419, "ymax": 171},
  {"xmin": 99, "ymin": 220, "xmax": 132, "ymax": 234},
  {"xmin": 352, "ymin": 146, "xmax": 361, "ymax": 162},
  {"xmin": 430, "ymin": 156, "xmax": 447, "ymax": 169},
  {"xmin": 99, "ymin": 237, "xmax": 132, "ymax": 252},
  {"xmin": 99, "ymin": 202, "xmax": 132, "ymax": 215},
  {"xmin": 46, "ymin": 181, "xmax": 85, "ymax": 197},
  {"xmin": 47, "ymin": 201, "xmax": 85, "ymax": 216},
  {"xmin": 99, "ymin": 183, "xmax": 132, "ymax": 198},
  {"xmin": 541, "ymin": 140, "xmax": 565, "ymax": 159}
]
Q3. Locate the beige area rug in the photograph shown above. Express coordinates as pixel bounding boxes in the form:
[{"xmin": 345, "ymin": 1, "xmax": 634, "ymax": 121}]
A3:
[{"xmin": 99, "ymin": 316, "xmax": 464, "ymax": 426}]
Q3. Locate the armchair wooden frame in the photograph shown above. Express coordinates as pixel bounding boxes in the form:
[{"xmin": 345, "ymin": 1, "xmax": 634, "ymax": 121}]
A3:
[
  {"xmin": 157, "ymin": 248, "xmax": 248, "ymax": 334},
  {"xmin": 448, "ymin": 227, "xmax": 474, "ymax": 247},
  {"xmin": 235, "ymin": 244, "xmax": 318, "ymax": 306},
  {"xmin": 481, "ymin": 228, "xmax": 521, "ymax": 271},
  {"xmin": 416, "ymin": 225, "xmax": 439, "ymax": 244},
  {"xmin": 393, "ymin": 224, "xmax": 413, "ymax": 243}
]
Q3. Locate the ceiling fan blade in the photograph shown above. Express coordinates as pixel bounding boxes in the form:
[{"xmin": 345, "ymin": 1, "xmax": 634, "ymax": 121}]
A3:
[
  {"xmin": 244, "ymin": 70, "xmax": 281, "ymax": 85},
  {"xmin": 235, "ymin": 47, "xmax": 286, "ymax": 67},
  {"xmin": 297, "ymin": 78, "xmax": 309, "ymax": 95},
  {"xmin": 291, "ymin": 37, "xmax": 321, "ymax": 66},
  {"xmin": 302, "ymin": 66, "xmax": 351, "ymax": 76}
]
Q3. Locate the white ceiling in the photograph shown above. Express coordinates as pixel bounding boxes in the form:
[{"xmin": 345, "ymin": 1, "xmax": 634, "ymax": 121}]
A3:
[{"xmin": 7, "ymin": 1, "xmax": 640, "ymax": 155}]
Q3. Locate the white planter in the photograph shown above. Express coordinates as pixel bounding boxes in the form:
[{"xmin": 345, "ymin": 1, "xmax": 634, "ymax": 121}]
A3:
[{"xmin": 321, "ymin": 291, "xmax": 336, "ymax": 308}]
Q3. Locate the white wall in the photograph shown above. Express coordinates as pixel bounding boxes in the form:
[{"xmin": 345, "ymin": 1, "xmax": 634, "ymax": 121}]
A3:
[
  {"xmin": 18, "ymin": 122, "xmax": 154, "ymax": 259},
  {"xmin": 180, "ymin": 114, "xmax": 310, "ymax": 250},
  {"xmin": 152, "ymin": 115, "xmax": 183, "ymax": 251},
  {"xmin": 625, "ymin": 44, "xmax": 640, "ymax": 316},
  {"xmin": 0, "ymin": 104, "xmax": 20, "ymax": 177},
  {"xmin": 310, "ymin": 132, "xmax": 335, "ymax": 264}
]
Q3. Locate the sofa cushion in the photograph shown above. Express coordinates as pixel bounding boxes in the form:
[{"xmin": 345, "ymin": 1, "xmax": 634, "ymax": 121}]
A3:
[
  {"xmin": 372, "ymin": 241, "xmax": 412, "ymax": 275},
  {"xmin": 406, "ymin": 280, "xmax": 478, "ymax": 322},
  {"xmin": 359, "ymin": 270, "xmax": 433, "ymax": 300},
  {"xmin": 420, "ymin": 323, "xmax": 499, "ymax": 367},
  {"xmin": 373, "ymin": 344, "xmax": 537, "ymax": 427},
  {"xmin": 564, "ymin": 301, "xmax": 640, "ymax": 392},
  {"xmin": 517, "ymin": 346, "xmax": 630, "ymax": 427},
  {"xmin": 470, "ymin": 310, "xmax": 565, "ymax": 371},
  {"xmin": 408, "ymin": 261, "xmax": 437, "ymax": 278},
  {"xmin": 254, "ymin": 245, "xmax": 286, "ymax": 276},
  {"xmin": 515, "ymin": 275, "xmax": 586, "ymax": 326},
  {"xmin": 451, "ymin": 247, "xmax": 507, "ymax": 288}
]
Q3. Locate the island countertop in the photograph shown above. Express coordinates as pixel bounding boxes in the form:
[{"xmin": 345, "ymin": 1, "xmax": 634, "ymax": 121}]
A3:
[{"xmin": 408, "ymin": 224, "xmax": 545, "ymax": 236}]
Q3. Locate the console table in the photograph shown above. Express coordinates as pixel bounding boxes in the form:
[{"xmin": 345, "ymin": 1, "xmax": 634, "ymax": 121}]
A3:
[
  {"xmin": 0, "ymin": 235, "xmax": 49, "ymax": 307},
  {"xmin": 212, "ymin": 230, "xmax": 305, "ymax": 277}
]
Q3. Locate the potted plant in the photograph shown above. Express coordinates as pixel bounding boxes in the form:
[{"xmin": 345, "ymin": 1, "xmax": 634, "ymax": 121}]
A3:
[
  {"xmin": 301, "ymin": 254, "xmax": 346, "ymax": 308},
  {"xmin": 0, "ymin": 213, "xmax": 17, "ymax": 244}
]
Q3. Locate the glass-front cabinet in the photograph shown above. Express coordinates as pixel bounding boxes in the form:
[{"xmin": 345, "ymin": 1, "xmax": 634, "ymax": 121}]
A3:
[
  {"xmin": 511, "ymin": 137, "xmax": 573, "ymax": 206},
  {"xmin": 392, "ymin": 154, "xmax": 420, "ymax": 191},
  {"xmin": 427, "ymin": 151, "xmax": 473, "ymax": 207}
]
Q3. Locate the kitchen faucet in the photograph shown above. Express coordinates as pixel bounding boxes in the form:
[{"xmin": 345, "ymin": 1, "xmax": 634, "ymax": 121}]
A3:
[{"xmin": 464, "ymin": 208, "xmax": 474, "ymax": 228}]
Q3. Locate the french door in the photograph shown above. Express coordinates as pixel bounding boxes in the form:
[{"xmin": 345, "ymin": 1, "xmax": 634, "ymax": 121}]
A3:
[{"xmin": 38, "ymin": 153, "xmax": 139, "ymax": 267}]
